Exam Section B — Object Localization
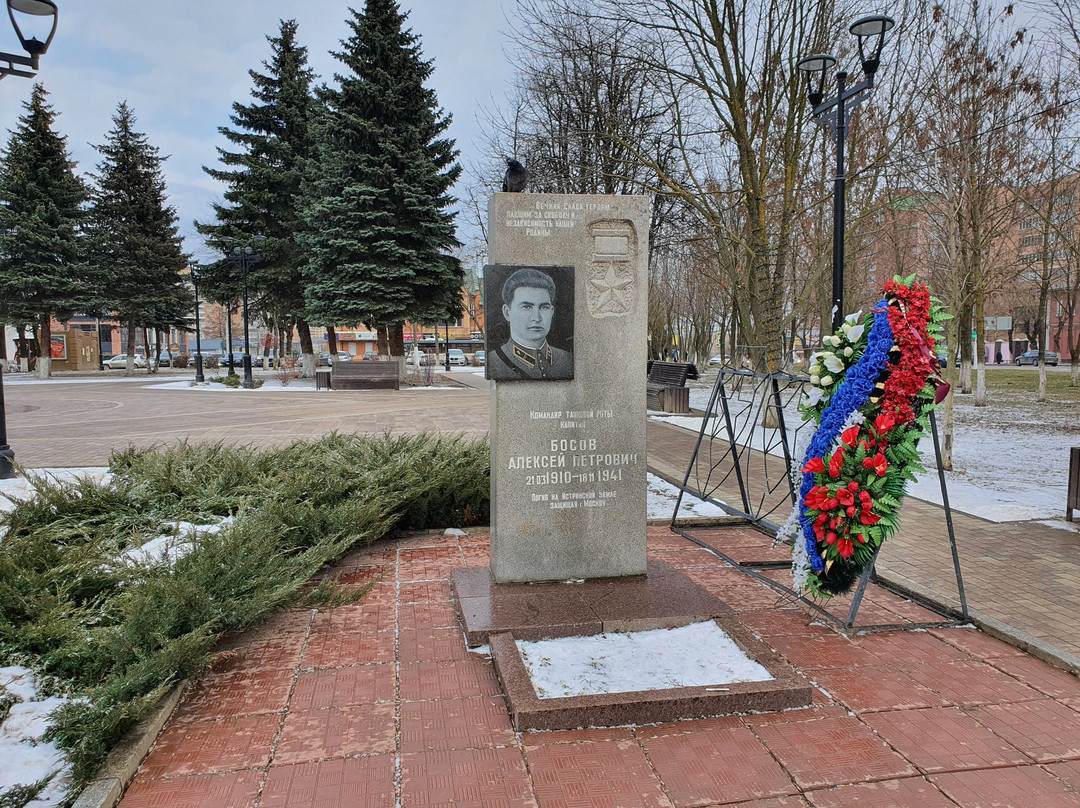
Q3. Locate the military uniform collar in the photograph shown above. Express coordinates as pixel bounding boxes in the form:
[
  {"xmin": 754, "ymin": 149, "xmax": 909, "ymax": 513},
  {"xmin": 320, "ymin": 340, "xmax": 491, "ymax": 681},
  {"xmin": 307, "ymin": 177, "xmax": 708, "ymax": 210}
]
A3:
[{"xmin": 510, "ymin": 339, "xmax": 553, "ymax": 367}]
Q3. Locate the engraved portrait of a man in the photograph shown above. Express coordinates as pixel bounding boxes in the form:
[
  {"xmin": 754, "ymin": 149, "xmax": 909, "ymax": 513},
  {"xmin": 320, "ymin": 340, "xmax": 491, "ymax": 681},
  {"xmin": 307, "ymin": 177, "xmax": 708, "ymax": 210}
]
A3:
[{"xmin": 486, "ymin": 266, "xmax": 574, "ymax": 381}]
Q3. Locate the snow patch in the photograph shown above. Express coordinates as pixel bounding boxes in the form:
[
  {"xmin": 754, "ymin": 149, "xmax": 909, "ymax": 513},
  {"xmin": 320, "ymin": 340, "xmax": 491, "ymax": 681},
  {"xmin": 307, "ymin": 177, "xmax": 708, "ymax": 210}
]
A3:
[{"xmin": 517, "ymin": 621, "xmax": 773, "ymax": 699}]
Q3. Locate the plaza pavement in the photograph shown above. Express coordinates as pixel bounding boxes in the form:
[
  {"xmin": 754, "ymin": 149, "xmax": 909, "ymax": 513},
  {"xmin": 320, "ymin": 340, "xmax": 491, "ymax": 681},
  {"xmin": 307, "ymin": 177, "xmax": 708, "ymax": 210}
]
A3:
[{"xmin": 5, "ymin": 372, "xmax": 1080, "ymax": 806}]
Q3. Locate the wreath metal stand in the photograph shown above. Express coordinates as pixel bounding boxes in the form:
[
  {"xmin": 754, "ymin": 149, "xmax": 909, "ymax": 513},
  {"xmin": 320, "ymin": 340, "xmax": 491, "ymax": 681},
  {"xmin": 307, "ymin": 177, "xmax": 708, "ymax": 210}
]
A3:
[{"xmin": 670, "ymin": 369, "xmax": 969, "ymax": 632}]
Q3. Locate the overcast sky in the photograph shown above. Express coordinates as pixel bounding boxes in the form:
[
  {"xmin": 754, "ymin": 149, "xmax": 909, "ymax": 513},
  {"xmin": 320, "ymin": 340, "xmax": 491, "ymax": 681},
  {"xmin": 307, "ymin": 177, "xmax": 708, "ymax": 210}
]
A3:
[{"xmin": 0, "ymin": 1, "xmax": 515, "ymax": 260}]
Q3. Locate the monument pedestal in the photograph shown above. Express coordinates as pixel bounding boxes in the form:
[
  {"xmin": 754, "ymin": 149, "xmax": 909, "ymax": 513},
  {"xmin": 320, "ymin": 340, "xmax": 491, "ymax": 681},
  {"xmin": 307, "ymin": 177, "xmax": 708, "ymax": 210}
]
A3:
[{"xmin": 450, "ymin": 563, "xmax": 812, "ymax": 730}]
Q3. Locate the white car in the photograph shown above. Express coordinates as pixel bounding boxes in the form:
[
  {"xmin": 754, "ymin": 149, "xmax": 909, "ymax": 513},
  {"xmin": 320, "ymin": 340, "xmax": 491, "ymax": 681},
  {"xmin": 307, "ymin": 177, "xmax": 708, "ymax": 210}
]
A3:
[
  {"xmin": 447, "ymin": 349, "xmax": 469, "ymax": 366},
  {"xmin": 106, "ymin": 354, "xmax": 148, "ymax": 369}
]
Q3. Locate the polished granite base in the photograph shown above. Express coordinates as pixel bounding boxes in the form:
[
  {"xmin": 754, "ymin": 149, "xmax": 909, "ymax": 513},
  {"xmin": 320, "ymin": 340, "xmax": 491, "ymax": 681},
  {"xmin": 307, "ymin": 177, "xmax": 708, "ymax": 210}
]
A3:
[{"xmin": 450, "ymin": 561, "xmax": 813, "ymax": 730}]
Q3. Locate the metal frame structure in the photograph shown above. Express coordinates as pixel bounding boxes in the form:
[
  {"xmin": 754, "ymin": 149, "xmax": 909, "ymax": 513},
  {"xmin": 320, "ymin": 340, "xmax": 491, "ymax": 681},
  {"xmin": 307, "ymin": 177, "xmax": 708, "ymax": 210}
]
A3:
[{"xmin": 670, "ymin": 368, "xmax": 969, "ymax": 632}]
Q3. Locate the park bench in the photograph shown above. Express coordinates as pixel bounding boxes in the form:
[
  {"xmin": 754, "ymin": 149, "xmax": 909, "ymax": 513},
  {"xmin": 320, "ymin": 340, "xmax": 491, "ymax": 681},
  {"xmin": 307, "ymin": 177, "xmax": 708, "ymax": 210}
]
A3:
[
  {"xmin": 646, "ymin": 361, "xmax": 697, "ymax": 413},
  {"xmin": 330, "ymin": 360, "xmax": 400, "ymax": 391}
]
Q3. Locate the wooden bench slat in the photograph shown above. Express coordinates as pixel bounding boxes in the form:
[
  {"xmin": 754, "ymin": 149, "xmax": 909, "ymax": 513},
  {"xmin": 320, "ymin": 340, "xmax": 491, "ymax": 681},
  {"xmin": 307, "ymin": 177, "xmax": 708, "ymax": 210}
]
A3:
[{"xmin": 331, "ymin": 361, "xmax": 400, "ymax": 390}]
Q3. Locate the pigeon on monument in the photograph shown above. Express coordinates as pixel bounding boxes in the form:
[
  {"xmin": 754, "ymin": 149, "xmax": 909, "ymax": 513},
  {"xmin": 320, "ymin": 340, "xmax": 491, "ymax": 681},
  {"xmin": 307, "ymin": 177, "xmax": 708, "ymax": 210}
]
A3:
[{"xmin": 502, "ymin": 157, "xmax": 529, "ymax": 193}]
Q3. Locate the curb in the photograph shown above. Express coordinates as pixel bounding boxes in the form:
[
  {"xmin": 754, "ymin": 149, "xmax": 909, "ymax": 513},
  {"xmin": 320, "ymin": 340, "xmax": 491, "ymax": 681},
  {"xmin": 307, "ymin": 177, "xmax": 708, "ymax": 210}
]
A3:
[{"xmin": 70, "ymin": 682, "xmax": 187, "ymax": 808}]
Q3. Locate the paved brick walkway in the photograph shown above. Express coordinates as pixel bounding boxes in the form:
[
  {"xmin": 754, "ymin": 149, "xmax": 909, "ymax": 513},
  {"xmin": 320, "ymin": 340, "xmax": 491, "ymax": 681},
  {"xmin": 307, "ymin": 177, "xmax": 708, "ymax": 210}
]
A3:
[
  {"xmin": 116, "ymin": 527, "xmax": 1080, "ymax": 808},
  {"xmin": 646, "ymin": 420, "xmax": 1080, "ymax": 670}
]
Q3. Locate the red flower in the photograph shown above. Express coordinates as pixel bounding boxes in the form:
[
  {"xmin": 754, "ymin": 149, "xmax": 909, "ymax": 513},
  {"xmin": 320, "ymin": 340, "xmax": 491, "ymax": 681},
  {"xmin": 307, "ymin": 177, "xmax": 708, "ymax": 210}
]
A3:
[
  {"xmin": 837, "ymin": 537, "xmax": 854, "ymax": 558},
  {"xmin": 836, "ymin": 488, "xmax": 854, "ymax": 507},
  {"xmin": 825, "ymin": 497, "xmax": 839, "ymax": 511},
  {"xmin": 803, "ymin": 456, "xmax": 825, "ymax": 473},
  {"xmin": 860, "ymin": 510, "xmax": 881, "ymax": 525},
  {"xmin": 862, "ymin": 457, "xmax": 874, "ymax": 470},
  {"xmin": 826, "ymin": 531, "xmax": 837, "ymax": 545},
  {"xmin": 873, "ymin": 452, "xmax": 888, "ymax": 476},
  {"xmin": 805, "ymin": 486, "xmax": 830, "ymax": 510},
  {"xmin": 829, "ymin": 448, "xmax": 845, "ymax": 478},
  {"xmin": 846, "ymin": 505, "xmax": 856, "ymax": 517},
  {"xmin": 874, "ymin": 412, "xmax": 896, "ymax": 435},
  {"xmin": 857, "ymin": 532, "xmax": 867, "ymax": 543},
  {"xmin": 847, "ymin": 481, "xmax": 860, "ymax": 491},
  {"xmin": 840, "ymin": 426, "xmax": 860, "ymax": 447}
]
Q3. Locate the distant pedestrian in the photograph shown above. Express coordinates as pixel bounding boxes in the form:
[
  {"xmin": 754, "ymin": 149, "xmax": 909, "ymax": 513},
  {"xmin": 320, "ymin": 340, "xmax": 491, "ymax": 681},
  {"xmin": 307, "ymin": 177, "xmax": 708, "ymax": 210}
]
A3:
[{"xmin": 995, "ymin": 349, "xmax": 1003, "ymax": 364}]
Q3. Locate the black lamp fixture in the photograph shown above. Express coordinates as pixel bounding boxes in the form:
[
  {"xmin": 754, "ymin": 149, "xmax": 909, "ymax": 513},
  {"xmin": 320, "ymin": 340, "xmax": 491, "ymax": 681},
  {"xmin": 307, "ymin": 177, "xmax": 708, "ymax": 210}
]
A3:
[
  {"xmin": 2, "ymin": 0, "xmax": 57, "ymax": 77},
  {"xmin": 0, "ymin": 0, "xmax": 58, "ymax": 480},
  {"xmin": 191, "ymin": 265, "xmax": 205, "ymax": 383},
  {"xmin": 797, "ymin": 14, "xmax": 894, "ymax": 333},
  {"xmin": 221, "ymin": 237, "xmax": 264, "ymax": 390}
]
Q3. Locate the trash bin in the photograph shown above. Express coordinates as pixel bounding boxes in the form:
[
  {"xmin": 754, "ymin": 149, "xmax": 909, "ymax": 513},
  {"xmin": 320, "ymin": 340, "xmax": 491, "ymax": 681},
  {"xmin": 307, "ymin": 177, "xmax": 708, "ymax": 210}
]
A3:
[{"xmin": 1069, "ymin": 447, "xmax": 1080, "ymax": 522}]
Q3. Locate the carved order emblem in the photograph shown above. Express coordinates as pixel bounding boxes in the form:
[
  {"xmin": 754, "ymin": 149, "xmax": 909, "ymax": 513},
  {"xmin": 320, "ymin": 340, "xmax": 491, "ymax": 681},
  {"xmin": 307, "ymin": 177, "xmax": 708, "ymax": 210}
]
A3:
[{"xmin": 586, "ymin": 220, "xmax": 637, "ymax": 318}]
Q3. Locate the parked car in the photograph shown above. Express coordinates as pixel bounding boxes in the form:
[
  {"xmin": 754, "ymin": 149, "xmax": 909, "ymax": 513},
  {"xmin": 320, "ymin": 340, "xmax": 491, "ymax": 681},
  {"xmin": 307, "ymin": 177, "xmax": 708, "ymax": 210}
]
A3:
[
  {"xmin": 156, "ymin": 351, "xmax": 172, "ymax": 367},
  {"xmin": 447, "ymin": 348, "xmax": 469, "ymax": 366},
  {"xmin": 1014, "ymin": 349, "xmax": 1059, "ymax": 366},
  {"xmin": 473, "ymin": 350, "xmax": 486, "ymax": 366},
  {"xmin": 319, "ymin": 350, "xmax": 353, "ymax": 365},
  {"xmin": 105, "ymin": 354, "xmax": 147, "ymax": 369},
  {"xmin": 221, "ymin": 351, "xmax": 251, "ymax": 368},
  {"xmin": 707, "ymin": 354, "xmax": 725, "ymax": 367},
  {"xmin": 362, "ymin": 351, "xmax": 380, "ymax": 361}
]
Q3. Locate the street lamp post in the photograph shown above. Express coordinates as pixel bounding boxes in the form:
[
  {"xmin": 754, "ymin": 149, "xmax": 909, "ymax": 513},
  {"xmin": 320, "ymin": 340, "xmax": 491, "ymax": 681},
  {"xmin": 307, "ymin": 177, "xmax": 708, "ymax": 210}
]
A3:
[
  {"xmin": 797, "ymin": 14, "xmax": 894, "ymax": 334},
  {"xmin": 222, "ymin": 239, "xmax": 263, "ymax": 390},
  {"xmin": 0, "ymin": 0, "xmax": 59, "ymax": 480},
  {"xmin": 191, "ymin": 266, "xmax": 205, "ymax": 383}
]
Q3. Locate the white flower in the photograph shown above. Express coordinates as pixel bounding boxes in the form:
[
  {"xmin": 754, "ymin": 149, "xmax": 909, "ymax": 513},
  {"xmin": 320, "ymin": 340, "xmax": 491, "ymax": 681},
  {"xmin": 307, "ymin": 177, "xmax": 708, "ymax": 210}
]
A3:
[
  {"xmin": 804, "ymin": 387, "xmax": 825, "ymax": 406},
  {"xmin": 844, "ymin": 310, "xmax": 864, "ymax": 326},
  {"xmin": 822, "ymin": 375, "xmax": 834, "ymax": 386},
  {"xmin": 823, "ymin": 354, "xmax": 845, "ymax": 374},
  {"xmin": 810, "ymin": 374, "xmax": 821, "ymax": 385},
  {"xmin": 844, "ymin": 347, "xmax": 854, "ymax": 357},
  {"xmin": 846, "ymin": 323, "xmax": 865, "ymax": 343}
]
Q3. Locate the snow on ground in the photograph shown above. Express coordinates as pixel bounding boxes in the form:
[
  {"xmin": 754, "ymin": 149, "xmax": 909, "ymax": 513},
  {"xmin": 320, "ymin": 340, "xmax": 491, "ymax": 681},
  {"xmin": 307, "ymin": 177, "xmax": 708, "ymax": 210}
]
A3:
[
  {"xmin": 647, "ymin": 474, "xmax": 728, "ymax": 519},
  {"xmin": 517, "ymin": 621, "xmax": 773, "ymax": 698},
  {"xmin": 117, "ymin": 516, "xmax": 235, "ymax": 567},
  {"xmin": 649, "ymin": 376, "xmax": 1080, "ymax": 527},
  {"xmin": 0, "ymin": 468, "xmax": 113, "ymax": 517},
  {"xmin": 0, "ymin": 667, "xmax": 72, "ymax": 805}
]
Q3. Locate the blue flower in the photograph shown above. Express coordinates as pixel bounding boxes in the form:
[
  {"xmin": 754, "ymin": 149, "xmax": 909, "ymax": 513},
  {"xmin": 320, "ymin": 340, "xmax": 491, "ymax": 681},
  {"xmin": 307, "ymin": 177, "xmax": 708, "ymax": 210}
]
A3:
[{"xmin": 798, "ymin": 301, "xmax": 893, "ymax": 570}]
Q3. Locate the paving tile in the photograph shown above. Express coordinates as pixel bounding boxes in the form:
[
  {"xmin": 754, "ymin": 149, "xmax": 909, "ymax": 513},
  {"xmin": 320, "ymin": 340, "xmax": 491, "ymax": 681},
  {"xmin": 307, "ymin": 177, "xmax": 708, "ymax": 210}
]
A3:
[
  {"xmin": 1046, "ymin": 758, "xmax": 1080, "ymax": 790},
  {"xmin": 849, "ymin": 630, "xmax": 970, "ymax": 666},
  {"xmin": 274, "ymin": 703, "xmax": 395, "ymax": 764},
  {"xmin": 804, "ymin": 776, "xmax": 957, "ymax": 807},
  {"xmin": 401, "ymin": 746, "xmax": 537, "ymax": 807},
  {"xmin": 260, "ymin": 756, "xmax": 396, "ymax": 808},
  {"xmin": 398, "ymin": 627, "xmax": 472, "ymax": 663},
  {"xmin": 290, "ymin": 664, "xmax": 395, "ymax": 711},
  {"xmin": 338, "ymin": 543, "xmax": 398, "ymax": 565},
  {"xmin": 722, "ymin": 798, "xmax": 811, "ymax": 807},
  {"xmin": 739, "ymin": 706, "xmax": 853, "ymax": 729},
  {"xmin": 986, "ymin": 654, "xmax": 1080, "ymax": 702},
  {"xmin": 738, "ymin": 610, "xmax": 833, "ymax": 638},
  {"xmin": 861, "ymin": 706, "xmax": 1032, "ymax": 773},
  {"xmin": 804, "ymin": 664, "xmax": 950, "ymax": 713},
  {"xmin": 398, "ymin": 579, "xmax": 454, "ymax": 603},
  {"xmin": 764, "ymin": 633, "xmax": 879, "ymax": 670},
  {"xmin": 172, "ymin": 668, "xmax": 296, "ymax": 723},
  {"xmin": 519, "ymin": 726, "xmax": 637, "ymax": 748},
  {"xmin": 916, "ymin": 659, "xmax": 1042, "ymax": 707},
  {"xmin": 138, "ymin": 714, "xmax": 281, "ymax": 778},
  {"xmin": 635, "ymin": 713, "xmax": 745, "ymax": 740},
  {"xmin": 303, "ymin": 612, "xmax": 396, "ymax": 668},
  {"xmin": 930, "ymin": 764, "xmax": 1080, "ymax": 807},
  {"xmin": 324, "ymin": 564, "xmax": 394, "ymax": 590},
  {"xmin": 970, "ymin": 699, "xmax": 1080, "ymax": 762},
  {"xmin": 751, "ymin": 713, "xmax": 918, "ymax": 790},
  {"xmin": 927, "ymin": 627, "xmax": 1028, "ymax": 659},
  {"xmin": 307, "ymin": 602, "xmax": 392, "ymax": 639},
  {"xmin": 399, "ymin": 658, "xmax": 502, "ymax": 701},
  {"xmin": 525, "ymin": 738, "xmax": 669, "ymax": 807},
  {"xmin": 117, "ymin": 768, "xmax": 262, "ymax": 808},
  {"xmin": 716, "ymin": 584, "xmax": 803, "ymax": 613},
  {"xmin": 398, "ymin": 546, "xmax": 465, "ymax": 580},
  {"xmin": 399, "ymin": 695, "xmax": 515, "ymax": 753},
  {"xmin": 643, "ymin": 723, "xmax": 798, "ymax": 805},
  {"xmin": 647, "ymin": 530, "xmax": 697, "ymax": 551},
  {"xmin": 397, "ymin": 600, "xmax": 459, "ymax": 631}
]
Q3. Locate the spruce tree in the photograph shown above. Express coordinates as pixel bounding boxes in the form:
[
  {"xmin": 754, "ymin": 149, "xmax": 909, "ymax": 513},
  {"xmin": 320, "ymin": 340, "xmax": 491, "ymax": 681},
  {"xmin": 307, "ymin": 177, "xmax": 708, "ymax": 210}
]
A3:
[
  {"xmin": 301, "ymin": 0, "xmax": 463, "ymax": 354},
  {"xmin": 90, "ymin": 102, "xmax": 190, "ymax": 374},
  {"xmin": 0, "ymin": 83, "xmax": 90, "ymax": 378},
  {"xmin": 197, "ymin": 19, "xmax": 320, "ymax": 374}
]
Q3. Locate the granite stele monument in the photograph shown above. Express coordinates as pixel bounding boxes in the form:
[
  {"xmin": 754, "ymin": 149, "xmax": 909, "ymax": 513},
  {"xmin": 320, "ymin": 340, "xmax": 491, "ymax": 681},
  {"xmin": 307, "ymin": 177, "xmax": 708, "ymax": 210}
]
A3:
[
  {"xmin": 450, "ymin": 192, "xmax": 810, "ymax": 731},
  {"xmin": 486, "ymin": 192, "xmax": 649, "ymax": 582}
]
